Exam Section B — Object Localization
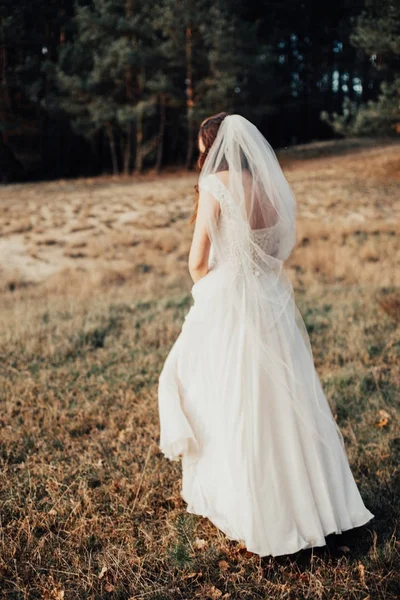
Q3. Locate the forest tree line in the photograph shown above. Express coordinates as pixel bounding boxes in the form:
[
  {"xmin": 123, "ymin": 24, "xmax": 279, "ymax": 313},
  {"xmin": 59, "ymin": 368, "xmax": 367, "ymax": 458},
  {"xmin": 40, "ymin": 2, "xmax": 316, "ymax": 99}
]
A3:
[{"xmin": 0, "ymin": 0, "xmax": 399, "ymax": 181}]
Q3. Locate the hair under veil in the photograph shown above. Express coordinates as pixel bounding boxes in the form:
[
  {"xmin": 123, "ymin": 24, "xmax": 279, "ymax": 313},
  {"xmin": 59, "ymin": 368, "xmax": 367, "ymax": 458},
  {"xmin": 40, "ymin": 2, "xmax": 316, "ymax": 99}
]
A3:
[{"xmin": 194, "ymin": 113, "xmax": 345, "ymax": 459}]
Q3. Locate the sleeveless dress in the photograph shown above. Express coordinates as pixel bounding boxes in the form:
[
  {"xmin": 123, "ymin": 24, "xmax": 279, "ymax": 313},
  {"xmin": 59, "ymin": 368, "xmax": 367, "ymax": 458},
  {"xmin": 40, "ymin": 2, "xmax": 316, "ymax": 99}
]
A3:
[{"xmin": 158, "ymin": 173, "xmax": 374, "ymax": 557}]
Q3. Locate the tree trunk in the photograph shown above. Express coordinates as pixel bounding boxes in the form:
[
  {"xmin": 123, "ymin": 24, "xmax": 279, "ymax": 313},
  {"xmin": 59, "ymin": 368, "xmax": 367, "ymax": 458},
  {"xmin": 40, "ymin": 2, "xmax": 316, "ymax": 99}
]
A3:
[
  {"xmin": 106, "ymin": 123, "xmax": 119, "ymax": 175},
  {"xmin": 123, "ymin": 122, "xmax": 132, "ymax": 175},
  {"xmin": 155, "ymin": 93, "xmax": 166, "ymax": 172},
  {"xmin": 185, "ymin": 12, "xmax": 194, "ymax": 170},
  {"xmin": 124, "ymin": 0, "xmax": 135, "ymax": 175},
  {"xmin": 90, "ymin": 131, "xmax": 100, "ymax": 175},
  {"xmin": 135, "ymin": 101, "xmax": 144, "ymax": 172},
  {"xmin": 0, "ymin": 31, "xmax": 10, "ymax": 145},
  {"xmin": 170, "ymin": 119, "xmax": 179, "ymax": 165}
]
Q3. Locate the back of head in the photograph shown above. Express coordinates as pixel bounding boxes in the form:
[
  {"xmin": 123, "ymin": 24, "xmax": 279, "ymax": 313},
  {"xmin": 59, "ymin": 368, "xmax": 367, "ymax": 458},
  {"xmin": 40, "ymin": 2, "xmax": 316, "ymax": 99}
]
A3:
[
  {"xmin": 197, "ymin": 112, "xmax": 230, "ymax": 171},
  {"xmin": 190, "ymin": 112, "xmax": 230, "ymax": 225}
]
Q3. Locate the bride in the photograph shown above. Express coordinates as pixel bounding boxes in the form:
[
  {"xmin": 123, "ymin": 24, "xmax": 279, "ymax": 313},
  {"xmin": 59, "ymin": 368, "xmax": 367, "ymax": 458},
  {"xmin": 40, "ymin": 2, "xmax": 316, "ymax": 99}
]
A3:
[{"xmin": 157, "ymin": 112, "xmax": 374, "ymax": 557}]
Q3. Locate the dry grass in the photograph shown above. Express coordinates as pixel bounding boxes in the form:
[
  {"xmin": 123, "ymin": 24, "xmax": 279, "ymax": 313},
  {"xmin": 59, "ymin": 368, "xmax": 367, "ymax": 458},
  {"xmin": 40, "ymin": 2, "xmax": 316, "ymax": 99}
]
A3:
[
  {"xmin": 0, "ymin": 138, "xmax": 399, "ymax": 599},
  {"xmin": 0, "ymin": 138, "xmax": 399, "ymax": 295}
]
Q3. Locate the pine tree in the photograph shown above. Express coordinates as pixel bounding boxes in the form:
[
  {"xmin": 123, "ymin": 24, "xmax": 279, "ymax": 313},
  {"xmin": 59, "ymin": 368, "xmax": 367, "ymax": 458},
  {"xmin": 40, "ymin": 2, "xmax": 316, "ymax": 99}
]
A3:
[
  {"xmin": 147, "ymin": 0, "xmax": 189, "ymax": 171},
  {"xmin": 212, "ymin": 1, "xmax": 278, "ymax": 127},
  {"xmin": 322, "ymin": 0, "xmax": 400, "ymax": 136},
  {"xmin": 153, "ymin": 0, "xmax": 278, "ymax": 168},
  {"xmin": 53, "ymin": 0, "xmax": 158, "ymax": 174},
  {"xmin": 0, "ymin": 0, "xmax": 72, "ymax": 177},
  {"xmin": 152, "ymin": 0, "xmax": 209, "ymax": 169}
]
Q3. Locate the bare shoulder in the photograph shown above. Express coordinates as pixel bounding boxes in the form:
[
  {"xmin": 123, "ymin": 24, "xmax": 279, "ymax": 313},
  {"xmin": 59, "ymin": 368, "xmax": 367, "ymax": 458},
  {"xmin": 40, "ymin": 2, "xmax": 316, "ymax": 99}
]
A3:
[
  {"xmin": 214, "ymin": 170, "xmax": 230, "ymax": 186},
  {"xmin": 214, "ymin": 169, "xmax": 252, "ymax": 187}
]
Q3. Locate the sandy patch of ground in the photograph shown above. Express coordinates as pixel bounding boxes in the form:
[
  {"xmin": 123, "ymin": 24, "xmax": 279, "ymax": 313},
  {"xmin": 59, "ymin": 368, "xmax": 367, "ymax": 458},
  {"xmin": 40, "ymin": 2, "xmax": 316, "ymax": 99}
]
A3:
[{"xmin": 0, "ymin": 138, "xmax": 399, "ymax": 296}]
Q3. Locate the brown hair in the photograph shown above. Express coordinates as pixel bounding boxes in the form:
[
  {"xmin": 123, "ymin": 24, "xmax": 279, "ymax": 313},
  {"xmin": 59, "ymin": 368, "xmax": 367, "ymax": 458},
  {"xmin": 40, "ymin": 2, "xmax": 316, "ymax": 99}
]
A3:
[{"xmin": 189, "ymin": 111, "xmax": 230, "ymax": 225}]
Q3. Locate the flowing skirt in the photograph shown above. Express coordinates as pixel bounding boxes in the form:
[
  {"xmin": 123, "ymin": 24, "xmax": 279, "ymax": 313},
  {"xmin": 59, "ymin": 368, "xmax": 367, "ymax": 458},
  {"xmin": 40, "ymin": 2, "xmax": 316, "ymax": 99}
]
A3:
[{"xmin": 158, "ymin": 266, "xmax": 374, "ymax": 557}]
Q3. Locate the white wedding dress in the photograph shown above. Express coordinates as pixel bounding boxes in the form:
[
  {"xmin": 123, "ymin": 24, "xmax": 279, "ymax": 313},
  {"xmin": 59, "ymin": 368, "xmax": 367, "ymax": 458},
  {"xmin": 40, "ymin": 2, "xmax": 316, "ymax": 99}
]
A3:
[{"xmin": 158, "ymin": 118, "xmax": 374, "ymax": 558}]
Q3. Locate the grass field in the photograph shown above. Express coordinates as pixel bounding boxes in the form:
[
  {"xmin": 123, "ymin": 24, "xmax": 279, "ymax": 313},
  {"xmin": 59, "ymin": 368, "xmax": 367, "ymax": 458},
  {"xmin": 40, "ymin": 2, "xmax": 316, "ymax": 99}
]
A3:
[{"xmin": 0, "ymin": 138, "xmax": 399, "ymax": 599}]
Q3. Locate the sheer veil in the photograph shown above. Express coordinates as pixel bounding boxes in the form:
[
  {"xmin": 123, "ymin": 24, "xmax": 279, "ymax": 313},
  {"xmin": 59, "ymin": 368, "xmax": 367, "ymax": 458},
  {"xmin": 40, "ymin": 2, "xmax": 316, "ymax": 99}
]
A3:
[{"xmin": 197, "ymin": 114, "xmax": 345, "ymax": 454}]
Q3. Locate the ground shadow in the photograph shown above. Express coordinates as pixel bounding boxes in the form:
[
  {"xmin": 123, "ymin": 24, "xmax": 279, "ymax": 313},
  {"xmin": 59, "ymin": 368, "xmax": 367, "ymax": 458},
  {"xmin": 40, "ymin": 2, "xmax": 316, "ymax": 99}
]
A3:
[{"xmin": 268, "ymin": 521, "xmax": 375, "ymax": 571}]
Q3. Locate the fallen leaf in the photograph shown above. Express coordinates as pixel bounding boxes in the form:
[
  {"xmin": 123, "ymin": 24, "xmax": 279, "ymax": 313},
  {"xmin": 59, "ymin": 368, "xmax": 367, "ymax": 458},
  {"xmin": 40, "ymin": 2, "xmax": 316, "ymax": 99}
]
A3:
[
  {"xmin": 194, "ymin": 537, "xmax": 207, "ymax": 550},
  {"xmin": 165, "ymin": 495, "xmax": 183, "ymax": 507},
  {"xmin": 375, "ymin": 409, "xmax": 391, "ymax": 428},
  {"xmin": 290, "ymin": 572, "xmax": 308, "ymax": 581},
  {"xmin": 218, "ymin": 560, "xmax": 230, "ymax": 571},
  {"xmin": 182, "ymin": 572, "xmax": 202, "ymax": 580},
  {"xmin": 98, "ymin": 565, "xmax": 108, "ymax": 579},
  {"xmin": 209, "ymin": 586, "xmax": 222, "ymax": 599},
  {"xmin": 358, "ymin": 561, "xmax": 366, "ymax": 586},
  {"xmin": 237, "ymin": 546, "xmax": 255, "ymax": 558},
  {"xmin": 104, "ymin": 583, "xmax": 115, "ymax": 592}
]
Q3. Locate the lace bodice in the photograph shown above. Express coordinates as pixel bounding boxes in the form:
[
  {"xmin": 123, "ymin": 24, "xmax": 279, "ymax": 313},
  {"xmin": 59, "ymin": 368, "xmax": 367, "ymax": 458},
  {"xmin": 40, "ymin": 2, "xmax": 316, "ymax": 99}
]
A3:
[{"xmin": 199, "ymin": 174, "xmax": 281, "ymax": 276}]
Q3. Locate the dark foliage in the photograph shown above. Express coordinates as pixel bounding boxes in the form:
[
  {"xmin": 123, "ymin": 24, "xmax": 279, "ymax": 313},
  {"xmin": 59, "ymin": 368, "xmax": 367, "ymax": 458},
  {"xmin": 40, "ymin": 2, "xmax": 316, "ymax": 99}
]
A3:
[{"xmin": 0, "ymin": 0, "xmax": 396, "ymax": 181}]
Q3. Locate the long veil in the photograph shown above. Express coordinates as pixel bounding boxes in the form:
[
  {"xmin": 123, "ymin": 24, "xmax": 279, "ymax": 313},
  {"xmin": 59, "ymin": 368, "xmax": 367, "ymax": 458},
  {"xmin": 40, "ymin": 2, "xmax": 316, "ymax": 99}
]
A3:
[{"xmin": 196, "ymin": 114, "xmax": 345, "ymax": 456}]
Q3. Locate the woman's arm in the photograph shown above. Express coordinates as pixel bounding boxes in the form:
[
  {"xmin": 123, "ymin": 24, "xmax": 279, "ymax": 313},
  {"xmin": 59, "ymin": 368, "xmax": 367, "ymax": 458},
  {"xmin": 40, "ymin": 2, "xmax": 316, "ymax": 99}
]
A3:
[{"xmin": 188, "ymin": 187, "xmax": 220, "ymax": 284}]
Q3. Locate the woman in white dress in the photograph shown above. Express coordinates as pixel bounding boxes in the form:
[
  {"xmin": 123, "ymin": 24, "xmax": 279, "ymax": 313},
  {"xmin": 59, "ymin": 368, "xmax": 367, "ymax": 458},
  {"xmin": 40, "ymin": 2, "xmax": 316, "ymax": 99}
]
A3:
[{"xmin": 157, "ymin": 112, "xmax": 374, "ymax": 557}]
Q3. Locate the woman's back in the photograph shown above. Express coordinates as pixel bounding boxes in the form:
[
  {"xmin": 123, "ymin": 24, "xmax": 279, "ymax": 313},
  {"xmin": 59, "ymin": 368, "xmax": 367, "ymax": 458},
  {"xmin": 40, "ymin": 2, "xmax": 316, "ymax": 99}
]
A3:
[{"xmin": 201, "ymin": 171, "xmax": 281, "ymax": 274}]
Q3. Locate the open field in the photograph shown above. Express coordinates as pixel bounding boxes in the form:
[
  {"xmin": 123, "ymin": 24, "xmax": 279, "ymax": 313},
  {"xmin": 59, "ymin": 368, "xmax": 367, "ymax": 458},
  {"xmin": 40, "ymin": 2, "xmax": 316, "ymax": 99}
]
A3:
[{"xmin": 0, "ymin": 138, "xmax": 399, "ymax": 599}]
